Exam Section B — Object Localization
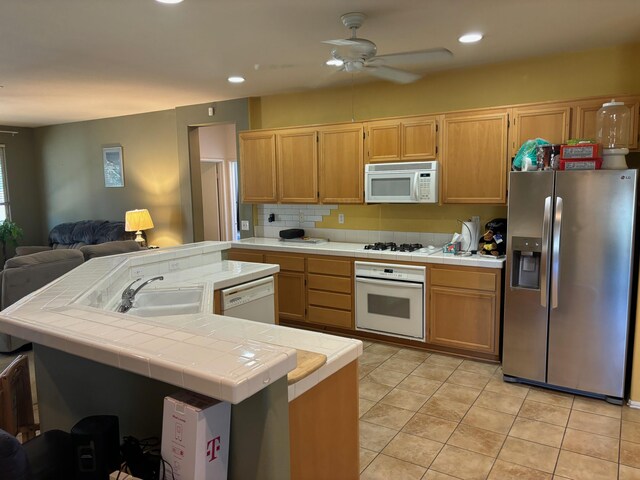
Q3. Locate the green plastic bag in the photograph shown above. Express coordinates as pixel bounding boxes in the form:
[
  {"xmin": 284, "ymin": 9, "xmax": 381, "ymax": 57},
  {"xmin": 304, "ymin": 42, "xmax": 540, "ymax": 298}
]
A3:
[{"xmin": 513, "ymin": 138, "xmax": 550, "ymax": 171}]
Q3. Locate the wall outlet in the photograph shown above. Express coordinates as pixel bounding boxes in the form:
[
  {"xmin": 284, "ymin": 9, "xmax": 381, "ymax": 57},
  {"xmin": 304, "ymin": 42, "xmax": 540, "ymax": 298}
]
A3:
[
  {"xmin": 338, "ymin": 213, "xmax": 345, "ymax": 224},
  {"xmin": 299, "ymin": 211, "xmax": 304, "ymax": 223},
  {"xmin": 241, "ymin": 220, "xmax": 249, "ymax": 231}
]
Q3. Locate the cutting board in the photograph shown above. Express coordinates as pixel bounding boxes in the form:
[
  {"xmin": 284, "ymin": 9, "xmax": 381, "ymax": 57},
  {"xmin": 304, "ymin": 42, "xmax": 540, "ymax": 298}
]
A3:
[{"xmin": 287, "ymin": 349, "xmax": 327, "ymax": 385}]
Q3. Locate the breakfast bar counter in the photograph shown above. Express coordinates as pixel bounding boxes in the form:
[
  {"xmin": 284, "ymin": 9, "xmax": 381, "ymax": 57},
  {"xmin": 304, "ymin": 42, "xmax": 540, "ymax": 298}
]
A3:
[{"xmin": 0, "ymin": 242, "xmax": 362, "ymax": 479}]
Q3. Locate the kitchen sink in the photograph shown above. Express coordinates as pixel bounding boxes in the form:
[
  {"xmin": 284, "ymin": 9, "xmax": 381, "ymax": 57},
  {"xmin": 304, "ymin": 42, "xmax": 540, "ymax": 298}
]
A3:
[{"xmin": 122, "ymin": 286, "xmax": 204, "ymax": 317}]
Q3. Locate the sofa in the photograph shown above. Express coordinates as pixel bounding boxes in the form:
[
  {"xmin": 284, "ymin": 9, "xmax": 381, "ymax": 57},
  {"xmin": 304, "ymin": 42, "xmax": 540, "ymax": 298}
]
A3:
[
  {"xmin": 15, "ymin": 220, "xmax": 140, "ymax": 258},
  {"xmin": 0, "ymin": 237, "xmax": 142, "ymax": 352}
]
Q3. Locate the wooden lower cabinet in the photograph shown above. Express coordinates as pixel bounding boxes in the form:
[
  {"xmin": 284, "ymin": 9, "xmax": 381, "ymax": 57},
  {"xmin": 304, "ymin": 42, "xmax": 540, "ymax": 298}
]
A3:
[
  {"xmin": 427, "ymin": 265, "xmax": 501, "ymax": 357},
  {"xmin": 306, "ymin": 256, "xmax": 353, "ymax": 329},
  {"xmin": 265, "ymin": 253, "xmax": 306, "ymax": 323},
  {"xmin": 289, "ymin": 361, "xmax": 359, "ymax": 479},
  {"xmin": 278, "ymin": 271, "xmax": 306, "ymax": 322}
]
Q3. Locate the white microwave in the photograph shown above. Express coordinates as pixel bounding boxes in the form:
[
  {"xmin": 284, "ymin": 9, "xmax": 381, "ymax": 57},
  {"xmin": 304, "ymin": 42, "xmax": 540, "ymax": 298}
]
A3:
[{"xmin": 365, "ymin": 161, "xmax": 438, "ymax": 203}]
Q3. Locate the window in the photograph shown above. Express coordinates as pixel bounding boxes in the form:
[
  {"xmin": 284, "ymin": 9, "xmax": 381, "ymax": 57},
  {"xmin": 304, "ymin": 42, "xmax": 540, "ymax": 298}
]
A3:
[{"xmin": 0, "ymin": 146, "xmax": 10, "ymax": 221}]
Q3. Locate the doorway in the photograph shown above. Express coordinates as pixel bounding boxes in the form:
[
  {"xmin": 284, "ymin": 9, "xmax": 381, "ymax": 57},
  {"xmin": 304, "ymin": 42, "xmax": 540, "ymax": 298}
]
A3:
[{"xmin": 189, "ymin": 123, "xmax": 239, "ymax": 241}]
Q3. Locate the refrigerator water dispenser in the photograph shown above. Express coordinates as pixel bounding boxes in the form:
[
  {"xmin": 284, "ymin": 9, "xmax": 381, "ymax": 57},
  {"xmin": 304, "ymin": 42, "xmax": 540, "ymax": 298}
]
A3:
[{"xmin": 511, "ymin": 236, "xmax": 542, "ymax": 289}]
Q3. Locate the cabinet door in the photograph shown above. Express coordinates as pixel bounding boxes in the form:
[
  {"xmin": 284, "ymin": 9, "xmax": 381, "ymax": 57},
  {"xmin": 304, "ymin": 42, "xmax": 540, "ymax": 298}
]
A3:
[
  {"xmin": 573, "ymin": 96, "xmax": 639, "ymax": 150},
  {"xmin": 428, "ymin": 286, "xmax": 497, "ymax": 355},
  {"xmin": 366, "ymin": 120, "xmax": 401, "ymax": 163},
  {"xmin": 510, "ymin": 106, "xmax": 571, "ymax": 156},
  {"xmin": 402, "ymin": 116, "xmax": 437, "ymax": 160},
  {"xmin": 441, "ymin": 110, "xmax": 509, "ymax": 204},
  {"xmin": 277, "ymin": 271, "xmax": 306, "ymax": 322},
  {"xmin": 318, "ymin": 125, "xmax": 364, "ymax": 204},
  {"xmin": 239, "ymin": 132, "xmax": 277, "ymax": 203},
  {"xmin": 277, "ymin": 128, "xmax": 318, "ymax": 203}
]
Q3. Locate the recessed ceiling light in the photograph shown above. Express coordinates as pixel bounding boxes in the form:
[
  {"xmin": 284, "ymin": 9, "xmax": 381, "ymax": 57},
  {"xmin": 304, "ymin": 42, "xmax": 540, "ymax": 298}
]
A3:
[
  {"xmin": 227, "ymin": 76, "xmax": 245, "ymax": 84},
  {"xmin": 156, "ymin": 0, "xmax": 184, "ymax": 3},
  {"xmin": 458, "ymin": 32, "xmax": 483, "ymax": 44},
  {"xmin": 326, "ymin": 59, "xmax": 344, "ymax": 67}
]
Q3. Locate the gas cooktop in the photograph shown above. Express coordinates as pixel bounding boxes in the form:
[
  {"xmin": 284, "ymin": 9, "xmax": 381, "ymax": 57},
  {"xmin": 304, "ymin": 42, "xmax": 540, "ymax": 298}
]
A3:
[{"xmin": 363, "ymin": 242, "xmax": 424, "ymax": 252}]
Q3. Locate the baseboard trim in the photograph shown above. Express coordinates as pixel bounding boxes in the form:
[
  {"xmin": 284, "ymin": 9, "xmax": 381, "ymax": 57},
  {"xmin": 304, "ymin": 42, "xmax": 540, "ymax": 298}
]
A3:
[{"xmin": 628, "ymin": 399, "xmax": 640, "ymax": 409}]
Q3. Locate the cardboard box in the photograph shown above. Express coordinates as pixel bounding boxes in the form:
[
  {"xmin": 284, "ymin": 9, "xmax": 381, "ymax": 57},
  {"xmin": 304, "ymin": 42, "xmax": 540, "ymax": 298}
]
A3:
[
  {"xmin": 560, "ymin": 143, "xmax": 602, "ymax": 159},
  {"xmin": 559, "ymin": 158, "xmax": 602, "ymax": 170},
  {"xmin": 161, "ymin": 391, "xmax": 231, "ymax": 480}
]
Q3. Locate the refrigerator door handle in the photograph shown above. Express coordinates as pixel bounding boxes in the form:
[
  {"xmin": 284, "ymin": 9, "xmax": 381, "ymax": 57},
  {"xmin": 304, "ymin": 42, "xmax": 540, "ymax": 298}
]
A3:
[
  {"xmin": 541, "ymin": 196, "xmax": 552, "ymax": 307},
  {"xmin": 551, "ymin": 196, "xmax": 563, "ymax": 309}
]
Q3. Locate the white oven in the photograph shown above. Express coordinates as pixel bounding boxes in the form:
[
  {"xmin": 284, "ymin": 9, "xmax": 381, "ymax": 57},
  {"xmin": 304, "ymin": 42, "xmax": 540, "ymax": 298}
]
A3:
[
  {"xmin": 365, "ymin": 161, "xmax": 438, "ymax": 204},
  {"xmin": 355, "ymin": 261, "xmax": 426, "ymax": 340}
]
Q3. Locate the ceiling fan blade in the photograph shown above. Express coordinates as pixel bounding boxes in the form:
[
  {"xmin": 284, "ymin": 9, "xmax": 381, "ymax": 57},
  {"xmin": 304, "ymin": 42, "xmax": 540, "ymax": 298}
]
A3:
[
  {"xmin": 373, "ymin": 48, "xmax": 453, "ymax": 66},
  {"xmin": 322, "ymin": 39, "xmax": 361, "ymax": 47},
  {"xmin": 364, "ymin": 65, "xmax": 421, "ymax": 84}
]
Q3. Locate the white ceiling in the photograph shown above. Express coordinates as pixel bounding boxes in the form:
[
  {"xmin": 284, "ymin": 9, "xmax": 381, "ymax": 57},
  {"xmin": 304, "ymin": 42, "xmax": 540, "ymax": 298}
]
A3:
[{"xmin": 1, "ymin": 0, "xmax": 639, "ymax": 127}]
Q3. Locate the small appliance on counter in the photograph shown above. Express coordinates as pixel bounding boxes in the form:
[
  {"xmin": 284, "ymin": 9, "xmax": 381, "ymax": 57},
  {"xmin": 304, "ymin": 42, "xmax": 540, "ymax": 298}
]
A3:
[
  {"xmin": 278, "ymin": 228, "xmax": 328, "ymax": 244},
  {"xmin": 596, "ymin": 99, "xmax": 631, "ymax": 169}
]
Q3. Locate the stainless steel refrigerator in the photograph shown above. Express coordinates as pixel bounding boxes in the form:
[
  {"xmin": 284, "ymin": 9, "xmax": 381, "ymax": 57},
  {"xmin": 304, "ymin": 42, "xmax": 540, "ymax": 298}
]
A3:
[{"xmin": 503, "ymin": 170, "xmax": 637, "ymax": 402}]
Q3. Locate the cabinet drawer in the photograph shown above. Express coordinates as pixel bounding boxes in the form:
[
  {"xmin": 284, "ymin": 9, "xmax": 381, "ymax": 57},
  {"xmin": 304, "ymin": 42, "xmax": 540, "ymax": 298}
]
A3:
[
  {"xmin": 430, "ymin": 267, "xmax": 497, "ymax": 292},
  {"xmin": 308, "ymin": 306, "xmax": 352, "ymax": 329},
  {"xmin": 264, "ymin": 254, "xmax": 305, "ymax": 272},
  {"xmin": 228, "ymin": 250, "xmax": 264, "ymax": 263},
  {"xmin": 308, "ymin": 274, "xmax": 352, "ymax": 294},
  {"xmin": 308, "ymin": 257, "xmax": 351, "ymax": 277},
  {"xmin": 308, "ymin": 290, "xmax": 352, "ymax": 311}
]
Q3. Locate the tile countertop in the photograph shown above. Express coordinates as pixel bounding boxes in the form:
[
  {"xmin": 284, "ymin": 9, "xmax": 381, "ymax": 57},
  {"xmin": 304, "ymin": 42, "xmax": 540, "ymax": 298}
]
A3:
[
  {"xmin": 231, "ymin": 237, "xmax": 505, "ymax": 269},
  {"xmin": 0, "ymin": 242, "xmax": 362, "ymax": 404}
]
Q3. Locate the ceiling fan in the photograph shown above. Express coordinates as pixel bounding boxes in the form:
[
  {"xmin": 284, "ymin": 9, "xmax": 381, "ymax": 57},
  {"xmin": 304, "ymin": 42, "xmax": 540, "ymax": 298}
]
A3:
[{"xmin": 323, "ymin": 12, "xmax": 452, "ymax": 84}]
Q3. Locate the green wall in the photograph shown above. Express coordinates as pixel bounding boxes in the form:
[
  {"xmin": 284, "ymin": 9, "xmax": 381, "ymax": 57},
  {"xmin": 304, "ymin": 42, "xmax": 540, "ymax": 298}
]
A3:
[
  {"xmin": 34, "ymin": 110, "xmax": 183, "ymax": 246},
  {"xmin": 31, "ymin": 98, "xmax": 250, "ymax": 246},
  {"xmin": 0, "ymin": 126, "xmax": 45, "ymax": 253}
]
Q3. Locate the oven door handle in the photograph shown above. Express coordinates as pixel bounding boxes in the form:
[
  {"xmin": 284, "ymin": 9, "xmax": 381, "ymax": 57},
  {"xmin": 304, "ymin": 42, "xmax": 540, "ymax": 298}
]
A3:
[{"xmin": 356, "ymin": 277, "xmax": 423, "ymax": 289}]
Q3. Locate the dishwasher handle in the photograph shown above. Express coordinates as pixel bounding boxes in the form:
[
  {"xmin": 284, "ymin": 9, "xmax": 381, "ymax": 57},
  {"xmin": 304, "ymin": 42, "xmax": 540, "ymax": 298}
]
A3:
[{"xmin": 221, "ymin": 275, "xmax": 274, "ymax": 297}]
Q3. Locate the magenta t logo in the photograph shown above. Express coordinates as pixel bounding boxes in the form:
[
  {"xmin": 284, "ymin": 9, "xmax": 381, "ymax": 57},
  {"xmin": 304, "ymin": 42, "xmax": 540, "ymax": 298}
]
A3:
[{"xmin": 206, "ymin": 436, "xmax": 221, "ymax": 462}]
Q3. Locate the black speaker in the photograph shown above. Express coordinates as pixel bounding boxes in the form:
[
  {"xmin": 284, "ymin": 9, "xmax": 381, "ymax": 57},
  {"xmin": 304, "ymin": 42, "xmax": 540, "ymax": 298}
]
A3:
[{"xmin": 71, "ymin": 415, "xmax": 120, "ymax": 480}]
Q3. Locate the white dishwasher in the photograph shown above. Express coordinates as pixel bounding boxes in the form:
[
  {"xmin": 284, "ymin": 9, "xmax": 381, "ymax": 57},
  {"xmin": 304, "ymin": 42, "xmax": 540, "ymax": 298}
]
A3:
[{"xmin": 220, "ymin": 276, "xmax": 275, "ymax": 324}]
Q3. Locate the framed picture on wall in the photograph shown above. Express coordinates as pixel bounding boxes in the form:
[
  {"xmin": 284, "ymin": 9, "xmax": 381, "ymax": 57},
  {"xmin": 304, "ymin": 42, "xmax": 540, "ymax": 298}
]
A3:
[{"xmin": 103, "ymin": 146, "xmax": 124, "ymax": 188}]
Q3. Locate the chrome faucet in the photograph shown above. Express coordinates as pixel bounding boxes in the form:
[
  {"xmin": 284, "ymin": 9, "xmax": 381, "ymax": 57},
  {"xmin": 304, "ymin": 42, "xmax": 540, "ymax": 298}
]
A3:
[{"xmin": 117, "ymin": 276, "xmax": 164, "ymax": 313}]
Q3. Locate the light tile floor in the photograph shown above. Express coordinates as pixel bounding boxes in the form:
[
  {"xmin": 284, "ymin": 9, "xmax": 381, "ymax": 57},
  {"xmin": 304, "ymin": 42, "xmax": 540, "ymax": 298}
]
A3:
[{"xmin": 358, "ymin": 340, "xmax": 640, "ymax": 480}]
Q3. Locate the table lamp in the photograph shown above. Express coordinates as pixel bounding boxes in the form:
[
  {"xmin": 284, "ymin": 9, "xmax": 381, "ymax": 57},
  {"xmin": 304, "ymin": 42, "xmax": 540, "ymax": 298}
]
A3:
[{"xmin": 125, "ymin": 209, "xmax": 154, "ymax": 246}]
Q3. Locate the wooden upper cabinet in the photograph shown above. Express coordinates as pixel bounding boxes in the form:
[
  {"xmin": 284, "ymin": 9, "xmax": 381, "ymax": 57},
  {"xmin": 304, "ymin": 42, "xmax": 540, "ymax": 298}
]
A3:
[
  {"xmin": 402, "ymin": 116, "xmax": 438, "ymax": 160},
  {"xmin": 318, "ymin": 124, "xmax": 364, "ymax": 204},
  {"xmin": 366, "ymin": 116, "xmax": 437, "ymax": 163},
  {"xmin": 573, "ymin": 96, "xmax": 639, "ymax": 150},
  {"xmin": 277, "ymin": 128, "xmax": 318, "ymax": 203},
  {"xmin": 440, "ymin": 109, "xmax": 509, "ymax": 204},
  {"xmin": 509, "ymin": 105, "xmax": 571, "ymax": 156},
  {"xmin": 366, "ymin": 120, "xmax": 401, "ymax": 162},
  {"xmin": 239, "ymin": 132, "xmax": 277, "ymax": 203}
]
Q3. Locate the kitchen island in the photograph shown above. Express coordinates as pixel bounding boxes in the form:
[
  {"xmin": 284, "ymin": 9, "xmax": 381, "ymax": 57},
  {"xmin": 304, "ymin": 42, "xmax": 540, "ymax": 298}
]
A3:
[{"xmin": 0, "ymin": 242, "xmax": 362, "ymax": 479}]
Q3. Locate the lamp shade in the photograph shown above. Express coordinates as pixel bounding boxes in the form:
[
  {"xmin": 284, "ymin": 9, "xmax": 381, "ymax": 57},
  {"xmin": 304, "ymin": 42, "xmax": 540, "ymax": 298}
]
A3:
[{"xmin": 125, "ymin": 209, "xmax": 154, "ymax": 232}]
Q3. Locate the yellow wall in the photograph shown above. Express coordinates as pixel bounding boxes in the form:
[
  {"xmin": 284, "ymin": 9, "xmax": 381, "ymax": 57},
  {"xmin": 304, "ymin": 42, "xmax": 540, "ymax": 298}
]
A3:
[
  {"xmin": 317, "ymin": 204, "xmax": 506, "ymax": 234},
  {"xmin": 250, "ymin": 42, "xmax": 640, "ymax": 129}
]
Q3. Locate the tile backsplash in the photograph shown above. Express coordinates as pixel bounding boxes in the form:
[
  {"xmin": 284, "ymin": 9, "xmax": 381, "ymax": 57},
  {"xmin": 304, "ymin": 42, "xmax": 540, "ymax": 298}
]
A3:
[{"xmin": 256, "ymin": 204, "xmax": 339, "ymax": 228}]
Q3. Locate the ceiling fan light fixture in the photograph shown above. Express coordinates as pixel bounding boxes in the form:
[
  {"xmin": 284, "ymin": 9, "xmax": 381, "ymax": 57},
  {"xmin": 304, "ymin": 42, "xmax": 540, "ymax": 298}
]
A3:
[
  {"xmin": 458, "ymin": 32, "xmax": 483, "ymax": 44},
  {"xmin": 227, "ymin": 76, "xmax": 245, "ymax": 84},
  {"xmin": 326, "ymin": 58, "xmax": 344, "ymax": 67}
]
